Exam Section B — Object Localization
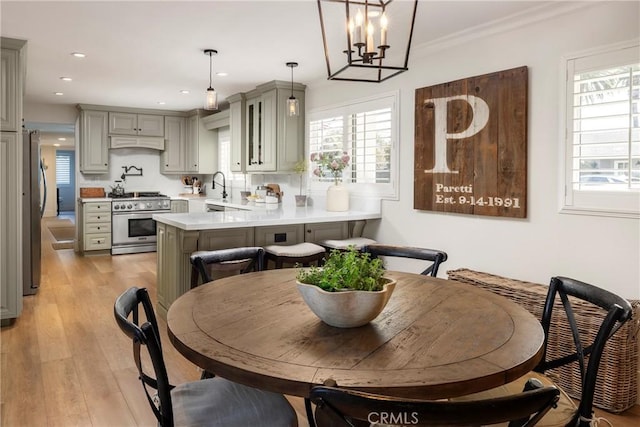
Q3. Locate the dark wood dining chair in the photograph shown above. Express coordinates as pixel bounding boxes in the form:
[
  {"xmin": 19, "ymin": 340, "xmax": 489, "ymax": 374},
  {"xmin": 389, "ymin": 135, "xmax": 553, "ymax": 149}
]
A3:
[
  {"xmin": 362, "ymin": 244, "xmax": 448, "ymax": 277},
  {"xmin": 190, "ymin": 246, "xmax": 264, "ymax": 288},
  {"xmin": 308, "ymin": 378, "xmax": 559, "ymax": 427},
  {"xmin": 453, "ymin": 276, "xmax": 634, "ymax": 427},
  {"xmin": 113, "ymin": 287, "xmax": 298, "ymax": 427}
]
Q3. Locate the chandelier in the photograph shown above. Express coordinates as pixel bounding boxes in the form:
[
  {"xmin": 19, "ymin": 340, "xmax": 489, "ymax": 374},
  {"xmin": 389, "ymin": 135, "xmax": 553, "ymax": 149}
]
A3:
[{"xmin": 317, "ymin": 0, "xmax": 418, "ymax": 83}]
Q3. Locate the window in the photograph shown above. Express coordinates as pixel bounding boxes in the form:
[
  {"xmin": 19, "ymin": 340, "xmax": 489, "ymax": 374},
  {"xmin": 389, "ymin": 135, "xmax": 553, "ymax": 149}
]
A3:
[
  {"xmin": 561, "ymin": 41, "xmax": 640, "ymax": 218},
  {"xmin": 308, "ymin": 92, "xmax": 398, "ymax": 198},
  {"xmin": 56, "ymin": 152, "xmax": 71, "ymax": 186}
]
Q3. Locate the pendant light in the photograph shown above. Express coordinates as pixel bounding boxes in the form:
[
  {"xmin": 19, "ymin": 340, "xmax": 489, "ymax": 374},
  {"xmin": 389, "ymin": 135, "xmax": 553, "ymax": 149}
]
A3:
[
  {"xmin": 204, "ymin": 49, "xmax": 218, "ymax": 110},
  {"xmin": 286, "ymin": 62, "xmax": 299, "ymax": 117}
]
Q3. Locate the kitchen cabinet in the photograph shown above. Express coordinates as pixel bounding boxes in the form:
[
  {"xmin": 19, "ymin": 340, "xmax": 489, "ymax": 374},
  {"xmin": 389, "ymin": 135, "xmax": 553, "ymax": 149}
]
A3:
[
  {"xmin": 185, "ymin": 110, "xmax": 216, "ymax": 174},
  {"xmin": 199, "ymin": 228, "xmax": 254, "ymax": 251},
  {"xmin": 78, "ymin": 108, "xmax": 109, "ymax": 174},
  {"xmin": 109, "ymin": 112, "xmax": 164, "ymax": 137},
  {"xmin": 227, "ymin": 93, "xmax": 246, "ymax": 173},
  {"xmin": 78, "ymin": 200, "xmax": 112, "ymax": 253},
  {"xmin": 0, "ymin": 132, "xmax": 21, "ymax": 322},
  {"xmin": 162, "ymin": 111, "xmax": 216, "ymax": 174},
  {"xmin": 1, "ymin": 45, "xmax": 20, "ymax": 132},
  {"xmin": 230, "ymin": 80, "xmax": 305, "ymax": 173},
  {"xmin": 1, "ymin": 38, "xmax": 25, "ymax": 323},
  {"xmin": 304, "ymin": 221, "xmax": 349, "ymax": 243},
  {"xmin": 162, "ymin": 116, "xmax": 186, "ymax": 173}
]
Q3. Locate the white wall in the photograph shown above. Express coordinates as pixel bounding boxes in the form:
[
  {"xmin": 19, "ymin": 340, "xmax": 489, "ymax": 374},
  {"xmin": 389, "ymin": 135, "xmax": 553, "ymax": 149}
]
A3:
[{"xmin": 306, "ymin": 2, "xmax": 640, "ymax": 299}]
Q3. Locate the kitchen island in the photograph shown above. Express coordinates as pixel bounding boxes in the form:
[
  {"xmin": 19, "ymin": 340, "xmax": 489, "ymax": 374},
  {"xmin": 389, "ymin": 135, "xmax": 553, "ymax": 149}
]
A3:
[{"xmin": 152, "ymin": 203, "xmax": 381, "ymax": 318}]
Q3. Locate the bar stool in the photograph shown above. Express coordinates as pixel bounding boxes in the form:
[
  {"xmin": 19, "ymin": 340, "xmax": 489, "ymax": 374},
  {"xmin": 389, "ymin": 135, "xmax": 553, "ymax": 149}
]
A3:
[
  {"xmin": 317, "ymin": 220, "xmax": 376, "ymax": 252},
  {"xmin": 264, "ymin": 242, "xmax": 326, "ymax": 269},
  {"xmin": 319, "ymin": 237, "xmax": 376, "ymax": 252}
]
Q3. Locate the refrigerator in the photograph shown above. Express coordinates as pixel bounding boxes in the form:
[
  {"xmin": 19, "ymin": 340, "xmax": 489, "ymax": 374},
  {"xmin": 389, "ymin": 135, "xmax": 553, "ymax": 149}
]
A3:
[{"xmin": 22, "ymin": 130, "xmax": 46, "ymax": 296}]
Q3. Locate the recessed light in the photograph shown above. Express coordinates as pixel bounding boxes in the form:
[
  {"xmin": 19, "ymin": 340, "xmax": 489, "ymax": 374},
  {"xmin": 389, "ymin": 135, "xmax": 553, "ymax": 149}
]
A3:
[
  {"xmin": 157, "ymin": 101, "xmax": 166, "ymax": 105},
  {"xmin": 54, "ymin": 92, "xmax": 64, "ymax": 96},
  {"xmin": 71, "ymin": 52, "xmax": 86, "ymax": 58},
  {"xmin": 180, "ymin": 90, "xmax": 190, "ymax": 94},
  {"xmin": 60, "ymin": 77, "xmax": 72, "ymax": 82},
  {"xmin": 53, "ymin": 143, "xmax": 61, "ymax": 147},
  {"xmin": 58, "ymin": 137, "xmax": 66, "ymax": 141},
  {"xmin": 216, "ymin": 72, "xmax": 228, "ymax": 77}
]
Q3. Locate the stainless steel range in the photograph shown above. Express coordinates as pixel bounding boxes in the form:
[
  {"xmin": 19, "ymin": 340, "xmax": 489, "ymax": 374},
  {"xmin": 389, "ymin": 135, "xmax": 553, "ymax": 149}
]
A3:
[{"xmin": 110, "ymin": 192, "xmax": 170, "ymax": 255}]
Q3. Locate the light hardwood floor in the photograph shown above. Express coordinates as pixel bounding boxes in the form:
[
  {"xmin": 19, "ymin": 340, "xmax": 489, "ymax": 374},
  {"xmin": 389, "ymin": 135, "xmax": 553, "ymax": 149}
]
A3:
[{"xmin": 1, "ymin": 217, "xmax": 638, "ymax": 426}]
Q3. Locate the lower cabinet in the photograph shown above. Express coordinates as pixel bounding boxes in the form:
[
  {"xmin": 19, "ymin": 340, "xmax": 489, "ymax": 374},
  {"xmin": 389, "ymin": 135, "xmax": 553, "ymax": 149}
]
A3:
[
  {"xmin": 199, "ymin": 228, "xmax": 254, "ymax": 250},
  {"xmin": 254, "ymin": 224, "xmax": 304, "ymax": 247},
  {"xmin": 304, "ymin": 222, "xmax": 349, "ymax": 243},
  {"xmin": 79, "ymin": 201, "xmax": 112, "ymax": 252}
]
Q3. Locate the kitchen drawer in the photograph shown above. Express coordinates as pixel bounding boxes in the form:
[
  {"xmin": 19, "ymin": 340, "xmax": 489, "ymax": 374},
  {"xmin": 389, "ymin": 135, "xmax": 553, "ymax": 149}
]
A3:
[
  {"xmin": 84, "ymin": 222, "xmax": 111, "ymax": 234},
  {"xmin": 84, "ymin": 233, "xmax": 111, "ymax": 251},
  {"xmin": 254, "ymin": 224, "xmax": 304, "ymax": 246},
  {"xmin": 84, "ymin": 202, "xmax": 111, "ymax": 213},
  {"xmin": 84, "ymin": 212, "xmax": 111, "ymax": 223}
]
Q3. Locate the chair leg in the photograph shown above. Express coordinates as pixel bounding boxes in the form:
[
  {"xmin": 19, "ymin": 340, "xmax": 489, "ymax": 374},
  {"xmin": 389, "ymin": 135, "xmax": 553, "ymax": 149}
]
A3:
[{"xmin": 304, "ymin": 398, "xmax": 316, "ymax": 427}]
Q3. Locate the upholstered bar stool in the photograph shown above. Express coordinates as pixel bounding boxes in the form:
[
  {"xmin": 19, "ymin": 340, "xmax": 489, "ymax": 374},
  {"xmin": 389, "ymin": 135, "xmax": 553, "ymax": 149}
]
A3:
[
  {"xmin": 317, "ymin": 220, "xmax": 376, "ymax": 252},
  {"xmin": 319, "ymin": 237, "xmax": 377, "ymax": 252},
  {"xmin": 264, "ymin": 242, "xmax": 326, "ymax": 269}
]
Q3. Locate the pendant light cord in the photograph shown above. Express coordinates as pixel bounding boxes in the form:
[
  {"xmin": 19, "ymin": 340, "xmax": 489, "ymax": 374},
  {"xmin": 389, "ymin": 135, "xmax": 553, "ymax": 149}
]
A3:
[
  {"xmin": 290, "ymin": 64, "xmax": 294, "ymax": 97},
  {"xmin": 209, "ymin": 51, "xmax": 213, "ymax": 89}
]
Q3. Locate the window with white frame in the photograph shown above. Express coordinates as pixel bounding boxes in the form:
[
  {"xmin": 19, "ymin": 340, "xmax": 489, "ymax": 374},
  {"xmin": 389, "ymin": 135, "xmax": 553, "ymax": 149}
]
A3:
[
  {"xmin": 307, "ymin": 92, "xmax": 398, "ymax": 198},
  {"xmin": 561, "ymin": 41, "xmax": 639, "ymax": 218},
  {"xmin": 56, "ymin": 152, "xmax": 71, "ymax": 185}
]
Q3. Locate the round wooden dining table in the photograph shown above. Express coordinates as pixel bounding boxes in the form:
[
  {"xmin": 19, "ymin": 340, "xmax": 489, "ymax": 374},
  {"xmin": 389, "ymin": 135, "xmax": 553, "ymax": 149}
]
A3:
[{"xmin": 167, "ymin": 269, "xmax": 544, "ymax": 400}]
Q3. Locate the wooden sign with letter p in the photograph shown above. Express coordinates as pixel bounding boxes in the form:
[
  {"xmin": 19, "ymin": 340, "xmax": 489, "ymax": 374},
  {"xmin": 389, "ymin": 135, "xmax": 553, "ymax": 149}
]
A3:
[{"xmin": 414, "ymin": 66, "xmax": 528, "ymax": 218}]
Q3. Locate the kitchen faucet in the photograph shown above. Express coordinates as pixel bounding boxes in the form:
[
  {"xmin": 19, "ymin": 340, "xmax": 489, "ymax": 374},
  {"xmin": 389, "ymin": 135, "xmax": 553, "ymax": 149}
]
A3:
[{"xmin": 211, "ymin": 171, "xmax": 228, "ymax": 200}]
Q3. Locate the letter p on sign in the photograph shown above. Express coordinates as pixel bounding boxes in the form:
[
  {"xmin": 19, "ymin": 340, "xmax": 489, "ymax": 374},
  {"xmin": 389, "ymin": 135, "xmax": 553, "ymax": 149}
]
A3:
[{"xmin": 423, "ymin": 95, "xmax": 489, "ymax": 174}]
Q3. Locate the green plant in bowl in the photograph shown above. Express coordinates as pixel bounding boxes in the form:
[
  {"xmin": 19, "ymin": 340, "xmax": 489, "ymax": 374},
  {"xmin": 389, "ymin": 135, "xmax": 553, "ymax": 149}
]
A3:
[
  {"xmin": 296, "ymin": 248, "xmax": 386, "ymax": 292},
  {"xmin": 296, "ymin": 248, "xmax": 395, "ymax": 328}
]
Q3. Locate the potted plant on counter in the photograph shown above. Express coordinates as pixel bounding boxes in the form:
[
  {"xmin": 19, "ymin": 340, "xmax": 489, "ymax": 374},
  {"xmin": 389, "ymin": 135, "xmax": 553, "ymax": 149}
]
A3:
[
  {"xmin": 293, "ymin": 159, "xmax": 308, "ymax": 207},
  {"xmin": 296, "ymin": 248, "xmax": 396, "ymax": 328}
]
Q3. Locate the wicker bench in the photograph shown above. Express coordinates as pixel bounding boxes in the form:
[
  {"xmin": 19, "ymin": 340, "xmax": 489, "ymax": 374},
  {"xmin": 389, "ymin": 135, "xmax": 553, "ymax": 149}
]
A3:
[{"xmin": 447, "ymin": 268, "xmax": 640, "ymax": 413}]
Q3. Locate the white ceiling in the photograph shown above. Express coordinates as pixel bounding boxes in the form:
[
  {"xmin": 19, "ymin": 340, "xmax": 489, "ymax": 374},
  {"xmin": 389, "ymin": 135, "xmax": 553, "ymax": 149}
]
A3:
[{"xmin": 1, "ymin": 0, "xmax": 561, "ymax": 145}]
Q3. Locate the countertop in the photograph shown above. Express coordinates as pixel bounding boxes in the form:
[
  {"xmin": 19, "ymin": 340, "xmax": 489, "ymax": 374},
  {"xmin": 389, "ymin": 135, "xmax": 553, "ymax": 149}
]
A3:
[{"xmin": 152, "ymin": 204, "xmax": 381, "ymax": 231}]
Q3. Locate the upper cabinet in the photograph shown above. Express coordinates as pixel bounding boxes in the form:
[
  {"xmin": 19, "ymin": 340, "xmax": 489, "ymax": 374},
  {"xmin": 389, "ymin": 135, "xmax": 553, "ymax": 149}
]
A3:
[
  {"xmin": 78, "ymin": 108, "xmax": 109, "ymax": 174},
  {"xmin": 185, "ymin": 110, "xmax": 216, "ymax": 174},
  {"xmin": 109, "ymin": 112, "xmax": 164, "ymax": 137},
  {"xmin": 228, "ymin": 93, "xmax": 246, "ymax": 173},
  {"xmin": 0, "ymin": 45, "xmax": 21, "ymax": 132},
  {"xmin": 229, "ymin": 80, "xmax": 305, "ymax": 173},
  {"xmin": 161, "ymin": 110, "xmax": 216, "ymax": 175},
  {"xmin": 162, "ymin": 116, "xmax": 186, "ymax": 173}
]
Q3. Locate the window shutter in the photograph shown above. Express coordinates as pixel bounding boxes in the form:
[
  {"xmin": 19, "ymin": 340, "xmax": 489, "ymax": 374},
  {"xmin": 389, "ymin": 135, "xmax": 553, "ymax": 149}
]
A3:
[{"xmin": 56, "ymin": 153, "xmax": 71, "ymax": 185}]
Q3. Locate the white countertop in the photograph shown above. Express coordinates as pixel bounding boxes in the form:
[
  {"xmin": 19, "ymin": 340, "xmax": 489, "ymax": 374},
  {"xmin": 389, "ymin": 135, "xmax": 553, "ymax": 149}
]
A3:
[{"xmin": 152, "ymin": 204, "xmax": 381, "ymax": 231}]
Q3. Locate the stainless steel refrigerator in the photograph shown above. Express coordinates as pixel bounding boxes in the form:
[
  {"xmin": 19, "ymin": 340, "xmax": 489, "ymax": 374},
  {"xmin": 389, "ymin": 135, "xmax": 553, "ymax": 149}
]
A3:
[{"xmin": 22, "ymin": 130, "xmax": 46, "ymax": 296}]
